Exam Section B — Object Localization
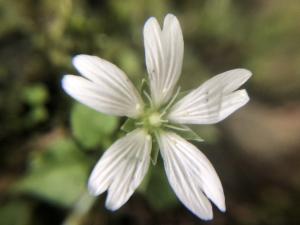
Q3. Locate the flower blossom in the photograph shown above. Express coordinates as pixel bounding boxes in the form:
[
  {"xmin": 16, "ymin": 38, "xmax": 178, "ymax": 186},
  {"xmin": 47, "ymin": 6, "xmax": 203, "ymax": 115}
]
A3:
[{"xmin": 62, "ymin": 14, "xmax": 251, "ymax": 220}]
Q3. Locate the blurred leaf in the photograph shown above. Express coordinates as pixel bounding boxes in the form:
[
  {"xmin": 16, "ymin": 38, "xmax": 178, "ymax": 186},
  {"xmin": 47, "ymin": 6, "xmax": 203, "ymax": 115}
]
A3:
[
  {"xmin": 23, "ymin": 84, "xmax": 49, "ymax": 106},
  {"xmin": 194, "ymin": 0, "xmax": 241, "ymax": 41},
  {"xmin": 120, "ymin": 118, "xmax": 136, "ymax": 133},
  {"xmin": 71, "ymin": 104, "xmax": 118, "ymax": 149},
  {"xmin": 16, "ymin": 163, "xmax": 88, "ymax": 207},
  {"xmin": 144, "ymin": 162, "xmax": 178, "ymax": 210},
  {"xmin": 248, "ymin": 0, "xmax": 300, "ymax": 54},
  {"xmin": 0, "ymin": 1, "xmax": 32, "ymax": 35},
  {"xmin": 0, "ymin": 200, "xmax": 32, "ymax": 225},
  {"xmin": 191, "ymin": 125, "xmax": 220, "ymax": 144},
  {"xmin": 118, "ymin": 48, "xmax": 142, "ymax": 78},
  {"xmin": 31, "ymin": 138, "xmax": 85, "ymax": 167},
  {"xmin": 14, "ymin": 138, "xmax": 90, "ymax": 208},
  {"xmin": 27, "ymin": 106, "xmax": 48, "ymax": 125}
]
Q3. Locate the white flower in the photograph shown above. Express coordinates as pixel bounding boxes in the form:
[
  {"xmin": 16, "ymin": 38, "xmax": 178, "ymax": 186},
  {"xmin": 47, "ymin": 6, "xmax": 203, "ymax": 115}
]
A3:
[{"xmin": 62, "ymin": 14, "xmax": 251, "ymax": 220}]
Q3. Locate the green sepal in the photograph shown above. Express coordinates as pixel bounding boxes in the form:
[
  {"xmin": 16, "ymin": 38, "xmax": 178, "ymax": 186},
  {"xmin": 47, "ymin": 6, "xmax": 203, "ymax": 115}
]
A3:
[
  {"xmin": 139, "ymin": 78, "xmax": 153, "ymax": 106},
  {"xmin": 150, "ymin": 140, "xmax": 159, "ymax": 165},
  {"xmin": 139, "ymin": 78, "xmax": 148, "ymax": 93},
  {"xmin": 164, "ymin": 124, "xmax": 204, "ymax": 142},
  {"xmin": 120, "ymin": 118, "xmax": 136, "ymax": 133}
]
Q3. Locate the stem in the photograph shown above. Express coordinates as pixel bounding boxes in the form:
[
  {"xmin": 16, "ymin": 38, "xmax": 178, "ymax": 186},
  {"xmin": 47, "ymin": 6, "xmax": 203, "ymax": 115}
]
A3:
[{"xmin": 62, "ymin": 191, "xmax": 96, "ymax": 225}]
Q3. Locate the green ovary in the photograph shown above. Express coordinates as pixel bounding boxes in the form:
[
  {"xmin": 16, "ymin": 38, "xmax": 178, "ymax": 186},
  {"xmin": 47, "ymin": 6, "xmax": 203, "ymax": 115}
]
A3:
[{"xmin": 139, "ymin": 110, "xmax": 166, "ymax": 133}]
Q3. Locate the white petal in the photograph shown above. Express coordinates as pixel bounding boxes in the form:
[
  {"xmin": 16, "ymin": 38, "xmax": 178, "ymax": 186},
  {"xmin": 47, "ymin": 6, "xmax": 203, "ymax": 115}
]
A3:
[
  {"xmin": 62, "ymin": 55, "xmax": 143, "ymax": 118},
  {"xmin": 144, "ymin": 14, "xmax": 184, "ymax": 107},
  {"xmin": 157, "ymin": 131, "xmax": 225, "ymax": 220},
  {"xmin": 88, "ymin": 129, "xmax": 151, "ymax": 211},
  {"xmin": 168, "ymin": 69, "xmax": 251, "ymax": 124}
]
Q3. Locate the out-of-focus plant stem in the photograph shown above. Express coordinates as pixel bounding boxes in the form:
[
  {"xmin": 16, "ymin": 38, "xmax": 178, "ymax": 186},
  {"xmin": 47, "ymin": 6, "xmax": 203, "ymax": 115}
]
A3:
[{"xmin": 62, "ymin": 191, "xmax": 96, "ymax": 225}]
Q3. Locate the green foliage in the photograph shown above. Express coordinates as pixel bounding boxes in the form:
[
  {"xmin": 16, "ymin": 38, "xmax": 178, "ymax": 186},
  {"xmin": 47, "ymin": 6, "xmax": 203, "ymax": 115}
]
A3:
[
  {"xmin": 143, "ymin": 163, "xmax": 178, "ymax": 210},
  {"xmin": 118, "ymin": 48, "xmax": 142, "ymax": 79},
  {"xmin": 71, "ymin": 103, "xmax": 118, "ymax": 149},
  {"xmin": 14, "ymin": 138, "xmax": 90, "ymax": 208},
  {"xmin": 191, "ymin": 125, "xmax": 220, "ymax": 144},
  {"xmin": 23, "ymin": 84, "xmax": 49, "ymax": 106},
  {"xmin": 198, "ymin": 0, "xmax": 240, "ymax": 40},
  {"xmin": 0, "ymin": 200, "xmax": 32, "ymax": 225},
  {"xmin": 22, "ymin": 84, "xmax": 49, "ymax": 126},
  {"xmin": 245, "ymin": 0, "xmax": 300, "ymax": 100},
  {"xmin": 27, "ymin": 106, "xmax": 48, "ymax": 124},
  {"xmin": 120, "ymin": 118, "xmax": 136, "ymax": 133}
]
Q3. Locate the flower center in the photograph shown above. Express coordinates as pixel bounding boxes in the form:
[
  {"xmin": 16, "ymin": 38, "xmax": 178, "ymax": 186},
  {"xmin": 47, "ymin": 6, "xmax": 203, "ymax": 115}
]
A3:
[
  {"xmin": 148, "ymin": 112, "xmax": 162, "ymax": 127},
  {"xmin": 137, "ymin": 111, "xmax": 167, "ymax": 133}
]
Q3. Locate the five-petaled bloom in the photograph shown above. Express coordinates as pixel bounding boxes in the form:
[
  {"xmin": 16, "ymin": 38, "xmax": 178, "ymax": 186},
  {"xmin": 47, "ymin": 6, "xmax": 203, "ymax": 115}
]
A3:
[{"xmin": 62, "ymin": 14, "xmax": 251, "ymax": 220}]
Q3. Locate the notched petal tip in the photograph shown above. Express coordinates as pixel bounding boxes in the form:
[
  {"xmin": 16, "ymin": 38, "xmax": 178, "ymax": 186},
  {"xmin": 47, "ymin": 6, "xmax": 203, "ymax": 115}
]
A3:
[
  {"xmin": 144, "ymin": 14, "xmax": 179, "ymax": 33},
  {"xmin": 143, "ymin": 16, "xmax": 159, "ymax": 31},
  {"xmin": 143, "ymin": 13, "xmax": 184, "ymax": 107},
  {"xmin": 163, "ymin": 13, "xmax": 180, "ymax": 26},
  {"xmin": 167, "ymin": 67, "xmax": 251, "ymax": 125},
  {"xmin": 87, "ymin": 167, "xmax": 108, "ymax": 197},
  {"xmin": 238, "ymin": 68, "xmax": 252, "ymax": 77},
  {"xmin": 219, "ymin": 203, "xmax": 226, "ymax": 212},
  {"xmin": 61, "ymin": 75, "xmax": 70, "ymax": 89},
  {"xmin": 201, "ymin": 214, "xmax": 213, "ymax": 221},
  {"xmin": 72, "ymin": 54, "xmax": 92, "ymax": 68},
  {"xmin": 72, "ymin": 54, "xmax": 101, "ymax": 77},
  {"xmin": 234, "ymin": 89, "xmax": 250, "ymax": 104},
  {"xmin": 105, "ymin": 202, "xmax": 116, "ymax": 211},
  {"xmin": 105, "ymin": 198, "xmax": 121, "ymax": 211},
  {"xmin": 65, "ymin": 53, "xmax": 144, "ymax": 118},
  {"xmin": 231, "ymin": 68, "xmax": 252, "ymax": 83},
  {"xmin": 61, "ymin": 74, "xmax": 79, "ymax": 93},
  {"xmin": 87, "ymin": 181, "xmax": 98, "ymax": 196},
  {"xmin": 87, "ymin": 129, "xmax": 151, "ymax": 212},
  {"xmin": 164, "ymin": 13, "xmax": 176, "ymax": 21},
  {"xmin": 158, "ymin": 131, "xmax": 225, "ymax": 220}
]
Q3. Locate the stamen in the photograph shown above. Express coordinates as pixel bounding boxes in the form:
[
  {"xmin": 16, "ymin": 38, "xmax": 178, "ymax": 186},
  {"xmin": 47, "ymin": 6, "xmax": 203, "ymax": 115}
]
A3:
[
  {"xmin": 148, "ymin": 113, "xmax": 161, "ymax": 127},
  {"xmin": 160, "ymin": 119, "xmax": 169, "ymax": 123},
  {"xmin": 143, "ymin": 90, "xmax": 153, "ymax": 107},
  {"xmin": 160, "ymin": 87, "xmax": 181, "ymax": 117}
]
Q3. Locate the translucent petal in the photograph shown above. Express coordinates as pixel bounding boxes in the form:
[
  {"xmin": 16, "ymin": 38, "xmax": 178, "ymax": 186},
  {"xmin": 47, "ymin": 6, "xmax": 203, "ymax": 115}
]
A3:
[
  {"xmin": 168, "ymin": 69, "xmax": 251, "ymax": 124},
  {"xmin": 62, "ymin": 55, "xmax": 143, "ymax": 118},
  {"xmin": 144, "ymin": 14, "xmax": 184, "ymax": 107},
  {"xmin": 88, "ymin": 129, "xmax": 151, "ymax": 210},
  {"xmin": 158, "ymin": 131, "xmax": 225, "ymax": 220}
]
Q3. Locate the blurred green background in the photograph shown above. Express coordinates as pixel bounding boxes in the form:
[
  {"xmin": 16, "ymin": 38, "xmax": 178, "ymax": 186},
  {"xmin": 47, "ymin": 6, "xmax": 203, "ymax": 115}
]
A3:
[{"xmin": 1, "ymin": 0, "xmax": 300, "ymax": 224}]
